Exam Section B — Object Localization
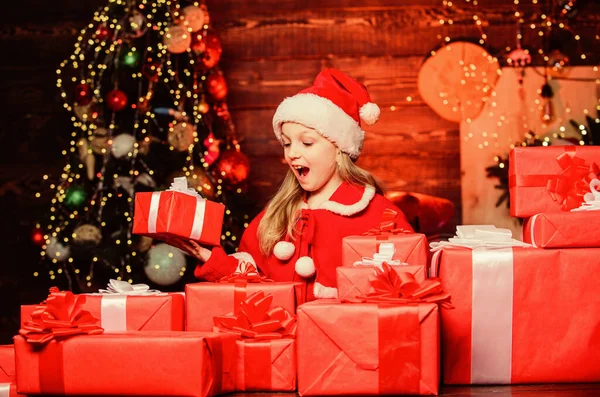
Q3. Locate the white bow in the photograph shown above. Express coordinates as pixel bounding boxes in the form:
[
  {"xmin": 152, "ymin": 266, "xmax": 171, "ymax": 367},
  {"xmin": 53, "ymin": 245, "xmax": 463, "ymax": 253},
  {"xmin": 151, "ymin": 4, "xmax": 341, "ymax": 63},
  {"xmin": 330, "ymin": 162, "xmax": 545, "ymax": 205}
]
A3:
[
  {"xmin": 430, "ymin": 225, "xmax": 531, "ymax": 252},
  {"xmin": 352, "ymin": 242, "xmax": 406, "ymax": 268},
  {"xmin": 168, "ymin": 176, "xmax": 200, "ymax": 197},
  {"xmin": 98, "ymin": 279, "xmax": 163, "ymax": 295},
  {"xmin": 571, "ymin": 179, "xmax": 600, "ymax": 212}
]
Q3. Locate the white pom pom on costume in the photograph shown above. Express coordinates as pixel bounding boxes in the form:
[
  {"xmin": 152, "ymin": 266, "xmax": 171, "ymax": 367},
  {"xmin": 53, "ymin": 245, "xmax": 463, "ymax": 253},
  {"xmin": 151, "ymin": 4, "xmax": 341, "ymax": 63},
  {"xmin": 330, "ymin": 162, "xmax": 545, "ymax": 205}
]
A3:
[
  {"xmin": 359, "ymin": 102, "xmax": 381, "ymax": 125},
  {"xmin": 295, "ymin": 256, "xmax": 316, "ymax": 278},
  {"xmin": 273, "ymin": 241, "xmax": 295, "ymax": 261}
]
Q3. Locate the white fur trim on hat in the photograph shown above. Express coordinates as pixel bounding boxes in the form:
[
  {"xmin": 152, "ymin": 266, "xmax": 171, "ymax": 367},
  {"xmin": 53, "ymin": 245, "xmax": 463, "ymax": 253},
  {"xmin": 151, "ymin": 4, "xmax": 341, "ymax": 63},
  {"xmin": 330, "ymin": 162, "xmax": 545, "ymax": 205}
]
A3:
[
  {"xmin": 273, "ymin": 93, "xmax": 365, "ymax": 160},
  {"xmin": 295, "ymin": 256, "xmax": 316, "ymax": 278},
  {"xmin": 313, "ymin": 282, "xmax": 338, "ymax": 299},
  {"xmin": 359, "ymin": 102, "xmax": 381, "ymax": 125},
  {"xmin": 273, "ymin": 241, "xmax": 295, "ymax": 261}
]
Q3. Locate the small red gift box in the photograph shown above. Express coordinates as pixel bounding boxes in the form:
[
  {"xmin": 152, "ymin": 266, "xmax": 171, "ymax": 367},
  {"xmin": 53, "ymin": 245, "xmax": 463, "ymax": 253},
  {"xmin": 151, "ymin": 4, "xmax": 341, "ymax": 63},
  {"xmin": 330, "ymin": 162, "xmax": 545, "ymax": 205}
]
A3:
[
  {"xmin": 234, "ymin": 339, "xmax": 296, "ymax": 391},
  {"xmin": 186, "ymin": 281, "xmax": 304, "ymax": 331},
  {"xmin": 336, "ymin": 264, "xmax": 426, "ymax": 301},
  {"xmin": 431, "ymin": 245, "xmax": 600, "ymax": 384},
  {"xmin": 21, "ymin": 292, "xmax": 185, "ymax": 332},
  {"xmin": 0, "ymin": 345, "xmax": 18, "ymax": 397},
  {"xmin": 523, "ymin": 211, "xmax": 600, "ymax": 248},
  {"xmin": 297, "ymin": 300, "xmax": 439, "ymax": 396},
  {"xmin": 212, "ymin": 291, "xmax": 298, "ymax": 392},
  {"xmin": 341, "ymin": 233, "xmax": 428, "ymax": 267},
  {"xmin": 509, "ymin": 146, "xmax": 600, "ymax": 217},
  {"xmin": 14, "ymin": 331, "xmax": 237, "ymax": 396},
  {"xmin": 133, "ymin": 178, "xmax": 225, "ymax": 246}
]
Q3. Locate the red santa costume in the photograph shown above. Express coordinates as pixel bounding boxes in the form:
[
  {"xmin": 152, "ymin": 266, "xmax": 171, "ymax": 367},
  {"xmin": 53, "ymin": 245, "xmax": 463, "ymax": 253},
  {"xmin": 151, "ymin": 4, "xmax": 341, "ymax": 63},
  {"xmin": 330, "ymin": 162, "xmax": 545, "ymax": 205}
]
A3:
[{"xmin": 194, "ymin": 68, "xmax": 414, "ymax": 300}]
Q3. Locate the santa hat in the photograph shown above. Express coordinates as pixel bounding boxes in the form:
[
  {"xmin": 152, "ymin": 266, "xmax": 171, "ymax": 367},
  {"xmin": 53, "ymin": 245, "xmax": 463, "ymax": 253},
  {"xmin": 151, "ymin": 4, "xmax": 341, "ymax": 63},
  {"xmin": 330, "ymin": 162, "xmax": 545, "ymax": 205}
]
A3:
[{"xmin": 272, "ymin": 68, "xmax": 380, "ymax": 160}]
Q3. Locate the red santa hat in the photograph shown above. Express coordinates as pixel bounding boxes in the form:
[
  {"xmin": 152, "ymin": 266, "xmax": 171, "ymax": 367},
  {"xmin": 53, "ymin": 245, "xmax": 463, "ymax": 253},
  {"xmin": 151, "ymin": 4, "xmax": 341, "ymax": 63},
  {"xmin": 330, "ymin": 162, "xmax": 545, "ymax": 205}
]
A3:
[{"xmin": 272, "ymin": 68, "xmax": 380, "ymax": 160}]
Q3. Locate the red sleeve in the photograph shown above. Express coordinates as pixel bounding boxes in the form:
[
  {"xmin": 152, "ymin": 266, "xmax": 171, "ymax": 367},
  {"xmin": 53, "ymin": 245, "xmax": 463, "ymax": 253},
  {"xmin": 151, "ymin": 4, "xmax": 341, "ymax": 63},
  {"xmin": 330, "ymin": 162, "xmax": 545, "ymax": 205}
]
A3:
[{"xmin": 194, "ymin": 211, "xmax": 268, "ymax": 281}]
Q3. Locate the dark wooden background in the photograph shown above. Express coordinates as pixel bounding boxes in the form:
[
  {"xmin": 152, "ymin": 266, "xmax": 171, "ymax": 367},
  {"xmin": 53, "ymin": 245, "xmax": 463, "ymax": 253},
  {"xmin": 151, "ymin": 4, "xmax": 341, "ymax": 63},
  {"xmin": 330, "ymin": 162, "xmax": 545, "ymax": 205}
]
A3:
[{"xmin": 1, "ymin": 0, "xmax": 599, "ymax": 343}]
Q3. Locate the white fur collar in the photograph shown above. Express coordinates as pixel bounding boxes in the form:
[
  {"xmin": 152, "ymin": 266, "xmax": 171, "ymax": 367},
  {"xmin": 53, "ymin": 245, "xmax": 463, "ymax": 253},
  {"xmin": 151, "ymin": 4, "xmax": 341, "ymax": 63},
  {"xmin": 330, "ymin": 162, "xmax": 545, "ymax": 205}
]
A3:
[{"xmin": 301, "ymin": 185, "xmax": 376, "ymax": 216}]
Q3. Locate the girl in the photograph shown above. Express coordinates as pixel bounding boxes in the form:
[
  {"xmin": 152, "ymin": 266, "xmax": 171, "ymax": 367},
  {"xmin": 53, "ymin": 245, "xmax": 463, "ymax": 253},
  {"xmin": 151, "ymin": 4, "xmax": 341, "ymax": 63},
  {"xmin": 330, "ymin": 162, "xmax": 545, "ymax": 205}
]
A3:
[{"xmin": 168, "ymin": 68, "xmax": 413, "ymax": 300}]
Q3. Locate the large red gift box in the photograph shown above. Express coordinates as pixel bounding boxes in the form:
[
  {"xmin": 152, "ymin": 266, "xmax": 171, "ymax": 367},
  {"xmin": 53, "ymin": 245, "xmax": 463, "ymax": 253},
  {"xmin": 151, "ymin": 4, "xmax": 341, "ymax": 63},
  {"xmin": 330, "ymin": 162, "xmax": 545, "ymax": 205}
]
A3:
[
  {"xmin": 341, "ymin": 233, "xmax": 428, "ymax": 267},
  {"xmin": 14, "ymin": 331, "xmax": 236, "ymax": 396},
  {"xmin": 509, "ymin": 146, "xmax": 600, "ymax": 217},
  {"xmin": 431, "ymin": 246, "xmax": 600, "ymax": 384},
  {"xmin": 186, "ymin": 281, "xmax": 304, "ymax": 331},
  {"xmin": 133, "ymin": 179, "xmax": 225, "ymax": 245},
  {"xmin": 0, "ymin": 345, "xmax": 18, "ymax": 397},
  {"xmin": 523, "ymin": 211, "xmax": 600, "ymax": 248},
  {"xmin": 21, "ymin": 293, "xmax": 185, "ymax": 332},
  {"xmin": 234, "ymin": 339, "xmax": 296, "ymax": 391},
  {"xmin": 297, "ymin": 300, "xmax": 439, "ymax": 396},
  {"xmin": 336, "ymin": 264, "xmax": 426, "ymax": 301}
]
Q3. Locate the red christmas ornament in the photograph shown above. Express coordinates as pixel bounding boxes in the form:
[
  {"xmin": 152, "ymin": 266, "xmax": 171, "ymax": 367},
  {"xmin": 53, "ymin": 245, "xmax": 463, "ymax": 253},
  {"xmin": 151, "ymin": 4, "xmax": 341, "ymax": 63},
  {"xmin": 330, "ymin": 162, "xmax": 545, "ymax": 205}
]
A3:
[
  {"xmin": 31, "ymin": 228, "xmax": 45, "ymax": 246},
  {"xmin": 190, "ymin": 31, "xmax": 207, "ymax": 55},
  {"xmin": 202, "ymin": 30, "xmax": 222, "ymax": 69},
  {"xmin": 106, "ymin": 89, "xmax": 128, "ymax": 111},
  {"xmin": 74, "ymin": 84, "xmax": 91, "ymax": 105},
  {"xmin": 96, "ymin": 25, "xmax": 111, "ymax": 41},
  {"xmin": 215, "ymin": 149, "xmax": 250, "ymax": 185},
  {"xmin": 206, "ymin": 73, "xmax": 228, "ymax": 101}
]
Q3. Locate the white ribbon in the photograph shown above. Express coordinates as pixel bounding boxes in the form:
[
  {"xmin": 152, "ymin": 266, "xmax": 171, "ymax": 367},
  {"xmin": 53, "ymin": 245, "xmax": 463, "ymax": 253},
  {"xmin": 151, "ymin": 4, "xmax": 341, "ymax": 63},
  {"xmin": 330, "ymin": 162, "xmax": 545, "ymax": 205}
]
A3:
[
  {"xmin": 0, "ymin": 384, "xmax": 11, "ymax": 397},
  {"xmin": 430, "ymin": 225, "xmax": 530, "ymax": 253},
  {"xmin": 147, "ymin": 177, "xmax": 207, "ymax": 240},
  {"xmin": 352, "ymin": 242, "xmax": 406, "ymax": 268},
  {"xmin": 571, "ymin": 178, "xmax": 600, "ymax": 212},
  {"xmin": 97, "ymin": 279, "xmax": 162, "ymax": 295},
  {"xmin": 429, "ymin": 225, "xmax": 521, "ymax": 384}
]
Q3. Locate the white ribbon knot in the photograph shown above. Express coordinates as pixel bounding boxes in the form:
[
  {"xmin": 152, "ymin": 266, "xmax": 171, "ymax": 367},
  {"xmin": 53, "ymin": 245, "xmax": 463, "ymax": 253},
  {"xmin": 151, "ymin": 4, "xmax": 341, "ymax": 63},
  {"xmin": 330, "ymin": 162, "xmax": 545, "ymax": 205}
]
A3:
[
  {"xmin": 430, "ymin": 225, "xmax": 531, "ymax": 252},
  {"xmin": 571, "ymin": 178, "xmax": 600, "ymax": 212},
  {"xmin": 352, "ymin": 242, "xmax": 407, "ymax": 268},
  {"xmin": 168, "ymin": 176, "xmax": 201, "ymax": 197},
  {"xmin": 98, "ymin": 279, "xmax": 163, "ymax": 295}
]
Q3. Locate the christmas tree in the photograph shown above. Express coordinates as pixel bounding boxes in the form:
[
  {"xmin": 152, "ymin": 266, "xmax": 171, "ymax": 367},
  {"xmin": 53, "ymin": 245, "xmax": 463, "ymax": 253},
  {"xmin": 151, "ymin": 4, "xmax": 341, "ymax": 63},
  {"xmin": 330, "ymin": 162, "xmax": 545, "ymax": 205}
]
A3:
[{"xmin": 33, "ymin": 0, "xmax": 253, "ymax": 291}]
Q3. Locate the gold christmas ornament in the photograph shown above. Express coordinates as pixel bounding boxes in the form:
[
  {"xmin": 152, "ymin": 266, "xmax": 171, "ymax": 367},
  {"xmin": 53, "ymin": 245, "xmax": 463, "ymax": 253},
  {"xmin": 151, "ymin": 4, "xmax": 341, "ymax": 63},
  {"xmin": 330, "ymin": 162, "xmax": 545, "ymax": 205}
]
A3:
[
  {"xmin": 168, "ymin": 122, "xmax": 196, "ymax": 151},
  {"xmin": 73, "ymin": 224, "xmax": 103, "ymax": 246}
]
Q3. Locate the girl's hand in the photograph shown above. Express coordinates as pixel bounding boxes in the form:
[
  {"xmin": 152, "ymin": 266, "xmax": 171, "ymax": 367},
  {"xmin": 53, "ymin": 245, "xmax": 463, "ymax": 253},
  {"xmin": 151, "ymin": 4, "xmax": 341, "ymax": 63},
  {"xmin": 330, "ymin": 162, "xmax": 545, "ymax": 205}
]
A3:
[{"xmin": 164, "ymin": 237, "xmax": 212, "ymax": 262}]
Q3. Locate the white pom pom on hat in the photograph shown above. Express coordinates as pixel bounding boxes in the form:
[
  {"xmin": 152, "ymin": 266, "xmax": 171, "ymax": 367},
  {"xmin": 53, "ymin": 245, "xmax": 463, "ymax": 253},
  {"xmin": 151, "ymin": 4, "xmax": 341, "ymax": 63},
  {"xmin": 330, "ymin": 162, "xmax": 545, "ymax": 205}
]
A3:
[{"xmin": 272, "ymin": 68, "xmax": 380, "ymax": 161}]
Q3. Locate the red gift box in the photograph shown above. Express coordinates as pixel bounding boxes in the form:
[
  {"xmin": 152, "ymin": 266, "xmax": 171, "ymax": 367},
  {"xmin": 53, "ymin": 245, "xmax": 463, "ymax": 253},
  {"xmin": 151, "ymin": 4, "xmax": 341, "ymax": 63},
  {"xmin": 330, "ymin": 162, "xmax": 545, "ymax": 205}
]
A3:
[
  {"xmin": 509, "ymin": 146, "xmax": 600, "ymax": 217},
  {"xmin": 336, "ymin": 264, "xmax": 426, "ymax": 301},
  {"xmin": 523, "ymin": 211, "xmax": 600, "ymax": 248},
  {"xmin": 14, "ymin": 331, "xmax": 236, "ymax": 396},
  {"xmin": 21, "ymin": 293, "xmax": 185, "ymax": 332},
  {"xmin": 234, "ymin": 338, "xmax": 296, "ymax": 391},
  {"xmin": 341, "ymin": 233, "xmax": 428, "ymax": 267},
  {"xmin": 133, "ymin": 183, "xmax": 225, "ymax": 245},
  {"xmin": 0, "ymin": 345, "xmax": 18, "ymax": 397},
  {"xmin": 297, "ymin": 300, "xmax": 439, "ymax": 396},
  {"xmin": 186, "ymin": 281, "xmax": 304, "ymax": 331},
  {"xmin": 212, "ymin": 290, "xmax": 298, "ymax": 392},
  {"xmin": 431, "ymin": 246, "xmax": 600, "ymax": 384}
]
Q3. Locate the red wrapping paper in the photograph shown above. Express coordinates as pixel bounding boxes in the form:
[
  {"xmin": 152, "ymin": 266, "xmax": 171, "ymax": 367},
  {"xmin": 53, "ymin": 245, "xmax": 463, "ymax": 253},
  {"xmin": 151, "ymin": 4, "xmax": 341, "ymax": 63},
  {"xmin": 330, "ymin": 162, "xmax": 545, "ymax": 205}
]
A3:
[
  {"xmin": 21, "ymin": 293, "xmax": 184, "ymax": 331},
  {"xmin": 235, "ymin": 339, "xmax": 296, "ymax": 391},
  {"xmin": 297, "ymin": 300, "xmax": 439, "ymax": 396},
  {"xmin": 509, "ymin": 146, "xmax": 600, "ymax": 217},
  {"xmin": 14, "ymin": 331, "xmax": 237, "ymax": 396},
  {"xmin": 186, "ymin": 282, "xmax": 304, "ymax": 331},
  {"xmin": 133, "ymin": 190, "xmax": 225, "ymax": 246},
  {"xmin": 432, "ymin": 246, "xmax": 600, "ymax": 384},
  {"xmin": 523, "ymin": 211, "xmax": 600, "ymax": 248},
  {"xmin": 341, "ymin": 233, "xmax": 428, "ymax": 267},
  {"xmin": 336, "ymin": 265, "xmax": 426, "ymax": 301},
  {"xmin": 0, "ymin": 346, "xmax": 18, "ymax": 397}
]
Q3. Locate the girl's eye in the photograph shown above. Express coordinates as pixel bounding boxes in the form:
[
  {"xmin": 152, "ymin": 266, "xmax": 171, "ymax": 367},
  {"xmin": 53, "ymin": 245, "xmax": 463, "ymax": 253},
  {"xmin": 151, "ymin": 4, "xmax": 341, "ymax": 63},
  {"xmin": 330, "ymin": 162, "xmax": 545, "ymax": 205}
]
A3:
[
  {"xmin": 303, "ymin": 142, "xmax": 313, "ymax": 147},
  {"xmin": 283, "ymin": 143, "xmax": 291, "ymax": 148}
]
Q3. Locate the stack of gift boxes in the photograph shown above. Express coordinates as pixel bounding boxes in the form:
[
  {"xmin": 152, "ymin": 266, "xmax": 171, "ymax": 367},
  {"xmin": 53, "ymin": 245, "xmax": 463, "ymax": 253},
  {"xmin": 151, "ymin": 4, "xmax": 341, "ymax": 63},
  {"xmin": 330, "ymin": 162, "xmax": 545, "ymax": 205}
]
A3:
[{"xmin": 2, "ymin": 148, "xmax": 600, "ymax": 397}]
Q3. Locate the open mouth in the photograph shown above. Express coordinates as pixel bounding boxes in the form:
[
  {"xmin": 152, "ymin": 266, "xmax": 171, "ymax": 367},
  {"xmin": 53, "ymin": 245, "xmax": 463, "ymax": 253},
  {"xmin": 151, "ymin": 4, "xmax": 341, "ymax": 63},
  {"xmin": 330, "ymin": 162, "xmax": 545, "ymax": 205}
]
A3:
[{"xmin": 293, "ymin": 165, "xmax": 310, "ymax": 180}]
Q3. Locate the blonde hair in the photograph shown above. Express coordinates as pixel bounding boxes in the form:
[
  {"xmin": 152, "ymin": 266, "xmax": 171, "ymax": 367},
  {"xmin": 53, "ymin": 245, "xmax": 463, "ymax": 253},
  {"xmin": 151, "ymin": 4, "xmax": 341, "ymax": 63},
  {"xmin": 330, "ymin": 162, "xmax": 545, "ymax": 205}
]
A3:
[{"xmin": 257, "ymin": 153, "xmax": 385, "ymax": 255}]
